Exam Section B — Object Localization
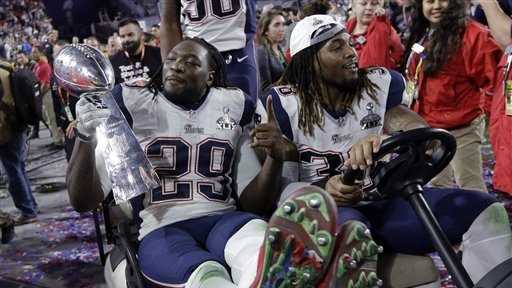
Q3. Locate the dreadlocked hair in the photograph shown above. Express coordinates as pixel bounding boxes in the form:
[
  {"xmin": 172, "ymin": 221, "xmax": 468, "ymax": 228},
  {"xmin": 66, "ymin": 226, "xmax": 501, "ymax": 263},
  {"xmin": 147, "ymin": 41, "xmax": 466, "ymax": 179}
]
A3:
[
  {"xmin": 144, "ymin": 62, "xmax": 163, "ymax": 97},
  {"xmin": 402, "ymin": 0, "xmax": 467, "ymax": 76},
  {"xmin": 184, "ymin": 37, "xmax": 230, "ymax": 88},
  {"xmin": 278, "ymin": 42, "xmax": 379, "ymax": 136}
]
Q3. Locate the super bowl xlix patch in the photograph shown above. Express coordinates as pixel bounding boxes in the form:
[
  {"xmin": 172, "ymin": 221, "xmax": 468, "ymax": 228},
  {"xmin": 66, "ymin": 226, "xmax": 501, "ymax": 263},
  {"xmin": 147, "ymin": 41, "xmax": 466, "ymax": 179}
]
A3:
[
  {"xmin": 217, "ymin": 107, "xmax": 237, "ymax": 130},
  {"xmin": 360, "ymin": 102, "xmax": 382, "ymax": 130}
]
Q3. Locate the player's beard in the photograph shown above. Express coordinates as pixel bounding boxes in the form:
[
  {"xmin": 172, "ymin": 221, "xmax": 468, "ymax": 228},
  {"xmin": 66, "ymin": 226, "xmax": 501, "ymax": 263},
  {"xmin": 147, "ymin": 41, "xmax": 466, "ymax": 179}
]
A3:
[{"xmin": 123, "ymin": 39, "xmax": 141, "ymax": 56}]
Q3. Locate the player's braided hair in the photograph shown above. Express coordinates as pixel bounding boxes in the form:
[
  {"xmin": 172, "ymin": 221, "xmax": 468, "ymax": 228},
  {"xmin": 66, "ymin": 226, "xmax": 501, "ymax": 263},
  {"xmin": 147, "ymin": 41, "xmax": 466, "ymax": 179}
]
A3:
[
  {"xmin": 278, "ymin": 41, "xmax": 379, "ymax": 136},
  {"xmin": 402, "ymin": 0, "xmax": 466, "ymax": 76},
  {"xmin": 185, "ymin": 37, "xmax": 229, "ymax": 88},
  {"xmin": 145, "ymin": 63, "xmax": 163, "ymax": 96}
]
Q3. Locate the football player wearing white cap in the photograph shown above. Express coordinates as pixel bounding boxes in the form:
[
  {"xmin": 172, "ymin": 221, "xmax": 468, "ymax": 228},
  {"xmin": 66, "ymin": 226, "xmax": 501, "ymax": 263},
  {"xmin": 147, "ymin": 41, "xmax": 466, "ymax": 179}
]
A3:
[{"xmin": 259, "ymin": 14, "xmax": 512, "ymax": 287}]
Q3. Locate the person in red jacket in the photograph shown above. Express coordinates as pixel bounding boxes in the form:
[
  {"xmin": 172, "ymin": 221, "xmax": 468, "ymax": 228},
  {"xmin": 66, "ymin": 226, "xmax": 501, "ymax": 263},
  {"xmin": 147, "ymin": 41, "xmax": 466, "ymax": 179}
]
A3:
[
  {"xmin": 346, "ymin": 0, "xmax": 404, "ymax": 69},
  {"xmin": 490, "ymin": 49, "xmax": 512, "ymax": 195},
  {"xmin": 403, "ymin": 0, "xmax": 503, "ymax": 192},
  {"xmin": 33, "ymin": 50, "xmax": 64, "ymax": 147}
]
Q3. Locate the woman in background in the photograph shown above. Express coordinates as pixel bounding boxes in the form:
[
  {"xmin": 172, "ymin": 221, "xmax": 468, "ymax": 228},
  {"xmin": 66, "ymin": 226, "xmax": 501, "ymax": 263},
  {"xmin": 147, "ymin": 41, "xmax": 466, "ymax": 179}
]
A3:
[
  {"xmin": 403, "ymin": 0, "xmax": 502, "ymax": 192},
  {"xmin": 346, "ymin": 0, "xmax": 404, "ymax": 69},
  {"xmin": 256, "ymin": 9, "xmax": 287, "ymax": 97}
]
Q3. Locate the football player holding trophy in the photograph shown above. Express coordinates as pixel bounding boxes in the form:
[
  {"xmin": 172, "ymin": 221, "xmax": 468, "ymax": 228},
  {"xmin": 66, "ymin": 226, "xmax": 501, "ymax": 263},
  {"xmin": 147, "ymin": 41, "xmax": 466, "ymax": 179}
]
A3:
[{"xmin": 54, "ymin": 44, "xmax": 159, "ymax": 203}]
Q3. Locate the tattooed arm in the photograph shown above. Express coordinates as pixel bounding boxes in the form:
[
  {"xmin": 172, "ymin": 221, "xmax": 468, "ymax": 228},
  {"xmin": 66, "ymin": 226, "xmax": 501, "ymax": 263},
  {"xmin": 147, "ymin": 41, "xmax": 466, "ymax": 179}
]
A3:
[
  {"xmin": 383, "ymin": 105, "xmax": 429, "ymax": 133},
  {"xmin": 479, "ymin": 0, "xmax": 511, "ymax": 49}
]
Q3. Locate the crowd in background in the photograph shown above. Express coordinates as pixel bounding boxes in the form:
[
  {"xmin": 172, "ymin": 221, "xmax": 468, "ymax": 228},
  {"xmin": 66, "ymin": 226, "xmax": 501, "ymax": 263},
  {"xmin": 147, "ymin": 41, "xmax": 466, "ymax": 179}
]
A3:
[{"xmin": 0, "ymin": 0, "xmax": 53, "ymax": 61}]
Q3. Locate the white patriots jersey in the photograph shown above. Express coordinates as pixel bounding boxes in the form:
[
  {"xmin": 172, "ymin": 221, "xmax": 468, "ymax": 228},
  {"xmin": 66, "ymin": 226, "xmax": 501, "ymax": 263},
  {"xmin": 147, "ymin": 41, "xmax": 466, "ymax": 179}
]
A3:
[
  {"xmin": 269, "ymin": 68, "xmax": 406, "ymax": 184},
  {"xmin": 96, "ymin": 85, "xmax": 260, "ymax": 239},
  {"xmin": 180, "ymin": 0, "xmax": 256, "ymax": 52}
]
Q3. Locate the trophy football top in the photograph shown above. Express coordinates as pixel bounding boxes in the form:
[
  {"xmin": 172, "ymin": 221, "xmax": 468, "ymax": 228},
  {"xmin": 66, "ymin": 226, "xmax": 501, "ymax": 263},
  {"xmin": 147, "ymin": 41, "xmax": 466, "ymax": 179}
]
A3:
[{"xmin": 53, "ymin": 44, "xmax": 115, "ymax": 95}]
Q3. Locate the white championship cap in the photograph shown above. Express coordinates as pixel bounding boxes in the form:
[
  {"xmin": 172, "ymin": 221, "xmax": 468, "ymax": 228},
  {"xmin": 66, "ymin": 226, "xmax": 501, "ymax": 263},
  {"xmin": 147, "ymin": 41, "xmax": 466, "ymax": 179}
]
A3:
[{"xmin": 289, "ymin": 15, "xmax": 346, "ymax": 57}]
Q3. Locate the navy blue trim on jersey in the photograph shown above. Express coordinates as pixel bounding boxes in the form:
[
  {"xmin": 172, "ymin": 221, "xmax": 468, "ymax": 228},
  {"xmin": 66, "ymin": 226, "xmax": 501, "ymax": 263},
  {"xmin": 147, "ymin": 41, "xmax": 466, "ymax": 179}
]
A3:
[
  {"xmin": 270, "ymin": 90, "xmax": 294, "ymax": 141},
  {"xmin": 244, "ymin": 0, "xmax": 257, "ymax": 40},
  {"xmin": 240, "ymin": 92, "xmax": 256, "ymax": 128},
  {"xmin": 112, "ymin": 85, "xmax": 134, "ymax": 128},
  {"xmin": 386, "ymin": 70, "xmax": 405, "ymax": 110}
]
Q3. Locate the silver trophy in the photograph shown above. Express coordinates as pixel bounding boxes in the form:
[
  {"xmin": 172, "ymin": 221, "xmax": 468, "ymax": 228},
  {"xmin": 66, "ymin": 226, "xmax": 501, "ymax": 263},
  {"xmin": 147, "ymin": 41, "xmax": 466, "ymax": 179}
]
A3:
[{"xmin": 54, "ymin": 44, "xmax": 159, "ymax": 203}]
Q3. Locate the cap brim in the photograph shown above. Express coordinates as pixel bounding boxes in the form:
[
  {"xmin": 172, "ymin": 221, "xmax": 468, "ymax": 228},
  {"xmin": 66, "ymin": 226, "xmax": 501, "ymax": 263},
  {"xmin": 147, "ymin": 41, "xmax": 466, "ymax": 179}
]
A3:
[{"xmin": 310, "ymin": 24, "xmax": 345, "ymax": 47}]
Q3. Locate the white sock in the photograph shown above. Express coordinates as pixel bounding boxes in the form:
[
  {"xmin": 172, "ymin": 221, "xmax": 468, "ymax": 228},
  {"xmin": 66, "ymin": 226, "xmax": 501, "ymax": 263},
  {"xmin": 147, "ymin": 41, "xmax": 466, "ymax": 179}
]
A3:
[
  {"xmin": 224, "ymin": 219, "xmax": 267, "ymax": 287},
  {"xmin": 461, "ymin": 202, "xmax": 512, "ymax": 282},
  {"xmin": 185, "ymin": 261, "xmax": 236, "ymax": 288}
]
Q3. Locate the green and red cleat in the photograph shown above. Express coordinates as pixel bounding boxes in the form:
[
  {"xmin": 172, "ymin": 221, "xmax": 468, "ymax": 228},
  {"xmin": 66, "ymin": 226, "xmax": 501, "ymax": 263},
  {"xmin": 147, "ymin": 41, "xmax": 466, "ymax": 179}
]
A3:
[
  {"xmin": 251, "ymin": 186, "xmax": 383, "ymax": 288},
  {"xmin": 318, "ymin": 221, "xmax": 383, "ymax": 288},
  {"xmin": 251, "ymin": 186, "xmax": 338, "ymax": 288}
]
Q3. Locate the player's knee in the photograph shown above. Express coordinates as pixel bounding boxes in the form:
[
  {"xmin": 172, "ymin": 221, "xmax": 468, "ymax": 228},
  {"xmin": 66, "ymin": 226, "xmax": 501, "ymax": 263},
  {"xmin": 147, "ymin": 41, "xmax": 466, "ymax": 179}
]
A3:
[
  {"xmin": 225, "ymin": 218, "xmax": 266, "ymax": 262},
  {"xmin": 224, "ymin": 219, "xmax": 266, "ymax": 284},
  {"xmin": 425, "ymin": 187, "xmax": 497, "ymax": 220},
  {"xmin": 463, "ymin": 189, "xmax": 498, "ymax": 210},
  {"xmin": 470, "ymin": 202, "xmax": 511, "ymax": 236}
]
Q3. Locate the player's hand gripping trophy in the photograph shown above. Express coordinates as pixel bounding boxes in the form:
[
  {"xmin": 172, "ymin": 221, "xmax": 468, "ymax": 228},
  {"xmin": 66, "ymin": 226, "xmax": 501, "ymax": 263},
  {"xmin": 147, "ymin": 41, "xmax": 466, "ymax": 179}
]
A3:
[{"xmin": 54, "ymin": 44, "xmax": 159, "ymax": 203}]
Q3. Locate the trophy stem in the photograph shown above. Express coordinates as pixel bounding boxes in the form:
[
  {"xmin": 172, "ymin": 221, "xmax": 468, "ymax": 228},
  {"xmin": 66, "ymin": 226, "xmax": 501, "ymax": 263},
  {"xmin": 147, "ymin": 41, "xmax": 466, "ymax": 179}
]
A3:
[{"xmin": 95, "ymin": 92, "xmax": 160, "ymax": 204}]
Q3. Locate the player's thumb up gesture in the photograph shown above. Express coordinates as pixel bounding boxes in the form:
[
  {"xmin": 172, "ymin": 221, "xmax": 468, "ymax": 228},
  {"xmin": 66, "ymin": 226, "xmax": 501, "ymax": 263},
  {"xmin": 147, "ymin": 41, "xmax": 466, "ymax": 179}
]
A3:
[{"xmin": 250, "ymin": 97, "xmax": 298, "ymax": 162}]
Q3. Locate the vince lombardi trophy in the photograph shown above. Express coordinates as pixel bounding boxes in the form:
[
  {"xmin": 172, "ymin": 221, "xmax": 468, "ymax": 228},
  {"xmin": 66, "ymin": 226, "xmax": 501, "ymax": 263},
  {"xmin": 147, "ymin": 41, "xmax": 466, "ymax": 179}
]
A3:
[{"xmin": 53, "ymin": 44, "xmax": 159, "ymax": 203}]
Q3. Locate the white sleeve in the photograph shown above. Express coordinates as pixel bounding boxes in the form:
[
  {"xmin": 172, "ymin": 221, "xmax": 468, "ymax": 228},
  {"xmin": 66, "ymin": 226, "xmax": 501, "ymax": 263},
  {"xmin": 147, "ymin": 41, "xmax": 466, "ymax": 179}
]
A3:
[
  {"xmin": 281, "ymin": 161, "xmax": 299, "ymax": 190},
  {"xmin": 233, "ymin": 127, "xmax": 261, "ymax": 196},
  {"xmin": 255, "ymin": 98, "xmax": 268, "ymax": 124}
]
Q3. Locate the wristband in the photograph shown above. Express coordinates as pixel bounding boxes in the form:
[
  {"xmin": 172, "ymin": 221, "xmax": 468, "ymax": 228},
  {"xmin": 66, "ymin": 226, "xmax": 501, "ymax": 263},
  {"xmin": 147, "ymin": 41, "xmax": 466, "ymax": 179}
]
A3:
[{"xmin": 281, "ymin": 161, "xmax": 299, "ymax": 188}]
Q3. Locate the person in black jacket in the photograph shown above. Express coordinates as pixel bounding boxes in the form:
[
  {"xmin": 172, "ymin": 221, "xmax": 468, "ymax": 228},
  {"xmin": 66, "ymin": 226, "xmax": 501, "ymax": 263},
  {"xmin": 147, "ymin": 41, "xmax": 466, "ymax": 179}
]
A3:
[
  {"xmin": 256, "ymin": 9, "xmax": 287, "ymax": 98},
  {"xmin": 109, "ymin": 18, "xmax": 162, "ymax": 88}
]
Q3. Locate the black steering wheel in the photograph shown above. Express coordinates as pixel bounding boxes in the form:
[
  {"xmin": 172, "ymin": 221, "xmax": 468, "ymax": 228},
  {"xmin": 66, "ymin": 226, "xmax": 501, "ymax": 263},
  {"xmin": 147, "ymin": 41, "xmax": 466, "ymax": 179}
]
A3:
[{"xmin": 359, "ymin": 128, "xmax": 457, "ymax": 200}]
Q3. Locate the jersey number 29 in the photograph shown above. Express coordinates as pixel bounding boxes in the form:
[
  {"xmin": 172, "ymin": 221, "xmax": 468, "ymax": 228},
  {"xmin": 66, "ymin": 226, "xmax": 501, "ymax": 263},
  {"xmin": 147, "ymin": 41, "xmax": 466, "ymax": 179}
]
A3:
[{"xmin": 146, "ymin": 137, "xmax": 235, "ymax": 204}]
